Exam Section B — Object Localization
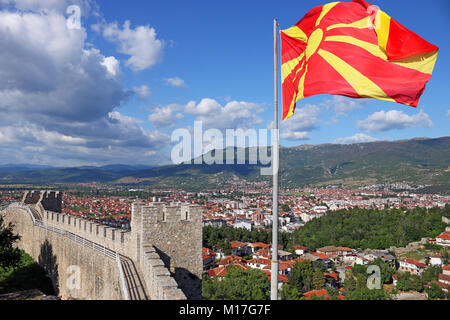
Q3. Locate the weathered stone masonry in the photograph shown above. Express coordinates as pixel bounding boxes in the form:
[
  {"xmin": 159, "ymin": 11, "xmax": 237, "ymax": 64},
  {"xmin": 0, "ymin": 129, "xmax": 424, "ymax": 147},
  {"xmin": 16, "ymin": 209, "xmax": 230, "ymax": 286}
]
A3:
[
  {"xmin": 0, "ymin": 191, "xmax": 202, "ymax": 300},
  {"xmin": 132, "ymin": 202, "xmax": 203, "ymax": 300}
]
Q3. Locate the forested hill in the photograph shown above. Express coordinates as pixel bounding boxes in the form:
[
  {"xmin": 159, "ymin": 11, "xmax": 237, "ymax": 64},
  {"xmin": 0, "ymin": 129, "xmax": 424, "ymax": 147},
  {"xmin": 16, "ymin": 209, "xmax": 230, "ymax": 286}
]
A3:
[
  {"xmin": 118, "ymin": 136, "xmax": 450, "ymax": 190},
  {"xmin": 291, "ymin": 206, "xmax": 450, "ymax": 250},
  {"xmin": 0, "ymin": 137, "xmax": 449, "ymax": 189}
]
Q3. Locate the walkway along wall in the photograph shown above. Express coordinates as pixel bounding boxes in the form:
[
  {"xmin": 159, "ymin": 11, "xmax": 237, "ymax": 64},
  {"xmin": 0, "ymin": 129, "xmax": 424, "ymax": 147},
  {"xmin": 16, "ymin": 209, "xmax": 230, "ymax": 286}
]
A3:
[{"xmin": 0, "ymin": 191, "xmax": 202, "ymax": 300}]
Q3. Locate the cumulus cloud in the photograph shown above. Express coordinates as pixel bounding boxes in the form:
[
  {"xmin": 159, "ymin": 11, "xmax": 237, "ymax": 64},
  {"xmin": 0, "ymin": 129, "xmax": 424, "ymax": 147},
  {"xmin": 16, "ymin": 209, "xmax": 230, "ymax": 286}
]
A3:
[
  {"xmin": 0, "ymin": 10, "xmax": 128, "ymax": 124},
  {"xmin": 148, "ymin": 104, "xmax": 184, "ymax": 127},
  {"xmin": 0, "ymin": 124, "xmax": 87, "ymax": 146},
  {"xmin": 133, "ymin": 85, "xmax": 151, "ymax": 100},
  {"xmin": 334, "ymin": 133, "xmax": 380, "ymax": 144},
  {"xmin": 0, "ymin": 0, "xmax": 98, "ymax": 16},
  {"xmin": 280, "ymin": 104, "xmax": 319, "ymax": 141},
  {"xmin": 0, "ymin": 5, "xmax": 170, "ymax": 166},
  {"xmin": 280, "ymin": 131, "xmax": 310, "ymax": 141},
  {"xmin": 165, "ymin": 77, "xmax": 187, "ymax": 88},
  {"xmin": 321, "ymin": 96, "xmax": 367, "ymax": 117},
  {"xmin": 357, "ymin": 109, "xmax": 433, "ymax": 133},
  {"xmin": 101, "ymin": 20, "xmax": 164, "ymax": 72},
  {"xmin": 184, "ymin": 98, "xmax": 265, "ymax": 130},
  {"xmin": 0, "ymin": 112, "xmax": 171, "ymax": 166}
]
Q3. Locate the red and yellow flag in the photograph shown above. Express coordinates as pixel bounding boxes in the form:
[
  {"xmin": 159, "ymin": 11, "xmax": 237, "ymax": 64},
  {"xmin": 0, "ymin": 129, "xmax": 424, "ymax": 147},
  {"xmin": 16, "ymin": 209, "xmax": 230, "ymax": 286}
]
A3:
[{"xmin": 281, "ymin": 0, "xmax": 439, "ymax": 121}]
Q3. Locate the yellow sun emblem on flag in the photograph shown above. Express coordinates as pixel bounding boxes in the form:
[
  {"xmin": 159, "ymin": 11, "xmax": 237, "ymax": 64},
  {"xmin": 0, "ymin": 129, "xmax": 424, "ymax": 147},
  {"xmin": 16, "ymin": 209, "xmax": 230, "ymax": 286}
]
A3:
[{"xmin": 281, "ymin": 1, "xmax": 438, "ymax": 121}]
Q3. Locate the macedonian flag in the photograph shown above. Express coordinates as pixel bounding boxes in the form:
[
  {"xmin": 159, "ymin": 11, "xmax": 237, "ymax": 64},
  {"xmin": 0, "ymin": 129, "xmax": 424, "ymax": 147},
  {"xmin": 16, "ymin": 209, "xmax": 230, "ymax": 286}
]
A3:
[{"xmin": 281, "ymin": 0, "xmax": 439, "ymax": 121}]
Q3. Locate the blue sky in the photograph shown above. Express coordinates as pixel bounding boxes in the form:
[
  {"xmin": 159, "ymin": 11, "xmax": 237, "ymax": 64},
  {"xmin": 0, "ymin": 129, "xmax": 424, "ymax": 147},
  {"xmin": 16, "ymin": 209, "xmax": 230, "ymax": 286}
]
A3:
[{"xmin": 0, "ymin": 0, "xmax": 448, "ymax": 166}]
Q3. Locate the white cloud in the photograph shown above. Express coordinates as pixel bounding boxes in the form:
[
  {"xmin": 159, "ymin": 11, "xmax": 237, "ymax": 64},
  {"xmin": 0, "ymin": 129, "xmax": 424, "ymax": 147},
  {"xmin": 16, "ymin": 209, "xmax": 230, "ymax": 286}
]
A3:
[
  {"xmin": 133, "ymin": 85, "xmax": 151, "ymax": 100},
  {"xmin": 321, "ymin": 96, "xmax": 366, "ymax": 117},
  {"xmin": 334, "ymin": 133, "xmax": 380, "ymax": 144},
  {"xmin": 0, "ymin": 10, "xmax": 128, "ymax": 123},
  {"xmin": 165, "ymin": 77, "xmax": 187, "ymax": 88},
  {"xmin": 280, "ymin": 104, "xmax": 319, "ymax": 141},
  {"xmin": 0, "ymin": 6, "xmax": 170, "ymax": 166},
  {"xmin": 101, "ymin": 56, "xmax": 120, "ymax": 76},
  {"xmin": 184, "ymin": 98, "xmax": 264, "ymax": 130},
  {"xmin": 0, "ymin": 124, "xmax": 87, "ymax": 146},
  {"xmin": 102, "ymin": 20, "xmax": 163, "ymax": 72},
  {"xmin": 447, "ymin": 109, "xmax": 450, "ymax": 120},
  {"xmin": 357, "ymin": 109, "xmax": 433, "ymax": 133},
  {"xmin": 0, "ymin": 0, "xmax": 98, "ymax": 16},
  {"xmin": 148, "ymin": 104, "xmax": 184, "ymax": 127},
  {"xmin": 280, "ymin": 131, "xmax": 310, "ymax": 140}
]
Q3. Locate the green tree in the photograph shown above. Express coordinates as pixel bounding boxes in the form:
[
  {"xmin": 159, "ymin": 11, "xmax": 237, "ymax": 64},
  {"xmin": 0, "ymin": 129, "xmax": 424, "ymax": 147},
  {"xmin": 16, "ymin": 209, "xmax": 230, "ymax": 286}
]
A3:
[
  {"xmin": 202, "ymin": 267, "xmax": 269, "ymax": 300},
  {"xmin": 396, "ymin": 273, "xmax": 423, "ymax": 292},
  {"xmin": 425, "ymin": 283, "xmax": 445, "ymax": 300},
  {"xmin": 355, "ymin": 273, "xmax": 368, "ymax": 291},
  {"xmin": 441, "ymin": 249, "xmax": 449, "ymax": 265},
  {"xmin": 289, "ymin": 260, "xmax": 314, "ymax": 293},
  {"xmin": 0, "ymin": 216, "xmax": 21, "ymax": 271},
  {"xmin": 280, "ymin": 283, "xmax": 300, "ymax": 300},
  {"xmin": 291, "ymin": 207, "xmax": 448, "ymax": 250},
  {"xmin": 344, "ymin": 273, "xmax": 356, "ymax": 294},
  {"xmin": 0, "ymin": 251, "xmax": 54, "ymax": 295},
  {"xmin": 326, "ymin": 287, "xmax": 339, "ymax": 300},
  {"xmin": 312, "ymin": 270, "xmax": 325, "ymax": 290},
  {"xmin": 421, "ymin": 266, "xmax": 442, "ymax": 284},
  {"xmin": 346, "ymin": 288, "xmax": 390, "ymax": 300},
  {"xmin": 372, "ymin": 258, "xmax": 395, "ymax": 284}
]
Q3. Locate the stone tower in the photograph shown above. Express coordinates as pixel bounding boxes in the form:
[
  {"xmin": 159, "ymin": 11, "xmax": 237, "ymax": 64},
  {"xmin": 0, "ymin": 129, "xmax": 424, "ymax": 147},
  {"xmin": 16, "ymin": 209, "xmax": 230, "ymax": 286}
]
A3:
[{"xmin": 131, "ymin": 202, "xmax": 203, "ymax": 300}]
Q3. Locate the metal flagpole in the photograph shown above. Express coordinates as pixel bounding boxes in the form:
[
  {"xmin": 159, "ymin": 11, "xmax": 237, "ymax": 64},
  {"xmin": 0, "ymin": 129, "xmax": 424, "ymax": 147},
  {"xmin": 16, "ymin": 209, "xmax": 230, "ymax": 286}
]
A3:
[{"xmin": 270, "ymin": 18, "xmax": 279, "ymax": 301}]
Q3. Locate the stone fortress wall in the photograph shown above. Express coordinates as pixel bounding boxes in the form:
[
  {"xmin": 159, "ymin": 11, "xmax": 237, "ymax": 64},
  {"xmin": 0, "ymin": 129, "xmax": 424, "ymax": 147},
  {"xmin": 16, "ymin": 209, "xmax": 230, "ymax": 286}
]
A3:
[{"xmin": 0, "ymin": 191, "xmax": 202, "ymax": 300}]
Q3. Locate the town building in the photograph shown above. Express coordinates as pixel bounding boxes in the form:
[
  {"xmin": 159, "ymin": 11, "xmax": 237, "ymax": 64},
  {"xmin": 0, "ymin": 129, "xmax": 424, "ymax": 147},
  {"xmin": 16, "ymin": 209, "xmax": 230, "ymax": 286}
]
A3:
[{"xmin": 398, "ymin": 258, "xmax": 426, "ymax": 276}]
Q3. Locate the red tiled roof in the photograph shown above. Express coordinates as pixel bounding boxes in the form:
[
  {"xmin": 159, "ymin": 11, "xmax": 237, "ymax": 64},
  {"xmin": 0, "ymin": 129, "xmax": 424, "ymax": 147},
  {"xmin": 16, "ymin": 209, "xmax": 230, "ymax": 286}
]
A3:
[
  {"xmin": 324, "ymin": 272, "xmax": 339, "ymax": 281},
  {"xmin": 208, "ymin": 263, "xmax": 248, "ymax": 278},
  {"xmin": 438, "ymin": 274, "xmax": 450, "ymax": 282},
  {"xmin": 311, "ymin": 252, "xmax": 329, "ymax": 260},
  {"xmin": 401, "ymin": 258, "xmax": 426, "ymax": 267},
  {"xmin": 247, "ymin": 258, "xmax": 271, "ymax": 265},
  {"xmin": 303, "ymin": 289, "xmax": 345, "ymax": 300},
  {"xmin": 293, "ymin": 245, "xmax": 308, "ymax": 250},
  {"xmin": 262, "ymin": 271, "xmax": 289, "ymax": 283},
  {"xmin": 437, "ymin": 232, "xmax": 450, "ymax": 240},
  {"xmin": 208, "ymin": 266, "xmax": 226, "ymax": 278},
  {"xmin": 230, "ymin": 241, "xmax": 248, "ymax": 249},
  {"xmin": 304, "ymin": 289, "xmax": 328, "ymax": 299},
  {"xmin": 317, "ymin": 246, "xmax": 353, "ymax": 253},
  {"xmin": 217, "ymin": 255, "xmax": 243, "ymax": 266},
  {"xmin": 251, "ymin": 242, "xmax": 271, "ymax": 248}
]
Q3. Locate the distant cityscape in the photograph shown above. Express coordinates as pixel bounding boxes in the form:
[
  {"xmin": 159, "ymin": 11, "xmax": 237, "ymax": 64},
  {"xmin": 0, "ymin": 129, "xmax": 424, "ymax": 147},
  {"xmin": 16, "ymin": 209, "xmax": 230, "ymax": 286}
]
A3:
[
  {"xmin": 1, "ymin": 182, "xmax": 449, "ymax": 300},
  {"xmin": 2, "ymin": 182, "xmax": 447, "ymax": 232}
]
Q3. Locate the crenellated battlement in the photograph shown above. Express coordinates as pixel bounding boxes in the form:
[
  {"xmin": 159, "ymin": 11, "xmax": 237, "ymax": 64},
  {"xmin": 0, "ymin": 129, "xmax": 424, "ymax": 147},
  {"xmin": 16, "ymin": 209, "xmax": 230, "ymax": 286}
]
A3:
[
  {"xmin": 3, "ymin": 191, "xmax": 202, "ymax": 300},
  {"xmin": 131, "ymin": 202, "xmax": 203, "ymax": 299},
  {"xmin": 42, "ymin": 210, "xmax": 132, "ymax": 255},
  {"xmin": 23, "ymin": 190, "xmax": 62, "ymax": 216},
  {"xmin": 135, "ymin": 202, "xmax": 202, "ymax": 224}
]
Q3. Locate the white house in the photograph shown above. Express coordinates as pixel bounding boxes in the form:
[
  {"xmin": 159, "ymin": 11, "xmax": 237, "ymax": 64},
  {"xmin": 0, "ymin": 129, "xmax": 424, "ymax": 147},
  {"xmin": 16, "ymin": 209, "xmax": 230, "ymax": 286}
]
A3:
[
  {"xmin": 364, "ymin": 250, "xmax": 396, "ymax": 267},
  {"xmin": 355, "ymin": 255, "xmax": 370, "ymax": 266},
  {"xmin": 230, "ymin": 241, "xmax": 251, "ymax": 257},
  {"xmin": 293, "ymin": 245, "xmax": 308, "ymax": 256},
  {"xmin": 300, "ymin": 211, "xmax": 326, "ymax": 223},
  {"xmin": 233, "ymin": 218, "xmax": 253, "ymax": 231},
  {"xmin": 246, "ymin": 258, "xmax": 270, "ymax": 270},
  {"xmin": 398, "ymin": 258, "xmax": 426, "ymax": 276},
  {"xmin": 429, "ymin": 253, "xmax": 444, "ymax": 267},
  {"xmin": 436, "ymin": 232, "xmax": 450, "ymax": 247}
]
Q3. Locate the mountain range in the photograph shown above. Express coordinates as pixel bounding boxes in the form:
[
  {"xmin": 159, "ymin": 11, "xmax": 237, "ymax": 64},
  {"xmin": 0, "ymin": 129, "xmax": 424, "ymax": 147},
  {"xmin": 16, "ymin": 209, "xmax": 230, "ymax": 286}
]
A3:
[{"xmin": 1, "ymin": 137, "xmax": 449, "ymax": 190}]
